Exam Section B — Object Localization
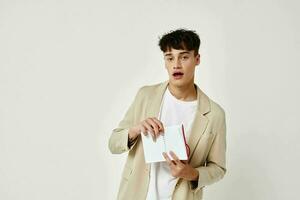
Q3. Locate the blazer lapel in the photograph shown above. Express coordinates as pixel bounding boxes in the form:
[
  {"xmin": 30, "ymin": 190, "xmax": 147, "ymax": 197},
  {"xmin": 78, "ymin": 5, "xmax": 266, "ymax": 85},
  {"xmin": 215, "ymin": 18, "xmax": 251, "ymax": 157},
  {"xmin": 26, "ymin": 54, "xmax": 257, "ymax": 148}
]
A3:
[
  {"xmin": 187, "ymin": 85, "xmax": 211, "ymax": 161},
  {"xmin": 145, "ymin": 80, "xmax": 211, "ymax": 161}
]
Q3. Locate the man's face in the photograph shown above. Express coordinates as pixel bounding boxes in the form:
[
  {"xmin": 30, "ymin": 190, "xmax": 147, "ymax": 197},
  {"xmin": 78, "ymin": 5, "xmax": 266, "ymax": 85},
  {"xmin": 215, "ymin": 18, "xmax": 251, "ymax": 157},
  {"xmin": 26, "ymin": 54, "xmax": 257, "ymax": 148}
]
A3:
[{"xmin": 163, "ymin": 48, "xmax": 200, "ymax": 87}]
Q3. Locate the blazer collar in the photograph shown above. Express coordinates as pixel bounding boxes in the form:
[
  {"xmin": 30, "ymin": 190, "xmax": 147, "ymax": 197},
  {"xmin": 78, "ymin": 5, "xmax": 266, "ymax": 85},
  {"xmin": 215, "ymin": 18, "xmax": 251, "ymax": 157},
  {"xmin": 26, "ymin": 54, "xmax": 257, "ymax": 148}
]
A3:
[{"xmin": 147, "ymin": 80, "xmax": 211, "ymax": 161}]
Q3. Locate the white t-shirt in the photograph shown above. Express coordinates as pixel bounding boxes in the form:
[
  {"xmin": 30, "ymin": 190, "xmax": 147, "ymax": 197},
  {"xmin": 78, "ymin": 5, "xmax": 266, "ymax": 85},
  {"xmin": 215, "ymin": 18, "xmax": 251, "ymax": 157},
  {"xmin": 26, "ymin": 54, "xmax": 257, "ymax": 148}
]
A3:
[{"xmin": 146, "ymin": 86, "xmax": 198, "ymax": 200}]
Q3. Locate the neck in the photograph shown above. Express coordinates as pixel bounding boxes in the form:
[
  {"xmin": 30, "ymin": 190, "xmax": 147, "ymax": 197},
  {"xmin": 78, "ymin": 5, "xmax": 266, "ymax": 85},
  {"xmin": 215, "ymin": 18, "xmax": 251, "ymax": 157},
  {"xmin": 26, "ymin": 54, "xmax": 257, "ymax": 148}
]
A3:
[{"xmin": 168, "ymin": 80, "xmax": 197, "ymax": 101}]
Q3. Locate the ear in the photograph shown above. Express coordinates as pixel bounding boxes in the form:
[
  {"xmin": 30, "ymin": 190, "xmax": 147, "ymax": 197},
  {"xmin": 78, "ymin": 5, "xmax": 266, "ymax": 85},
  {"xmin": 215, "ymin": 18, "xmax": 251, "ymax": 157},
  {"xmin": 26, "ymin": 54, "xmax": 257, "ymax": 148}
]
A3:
[{"xmin": 196, "ymin": 54, "xmax": 200, "ymax": 66}]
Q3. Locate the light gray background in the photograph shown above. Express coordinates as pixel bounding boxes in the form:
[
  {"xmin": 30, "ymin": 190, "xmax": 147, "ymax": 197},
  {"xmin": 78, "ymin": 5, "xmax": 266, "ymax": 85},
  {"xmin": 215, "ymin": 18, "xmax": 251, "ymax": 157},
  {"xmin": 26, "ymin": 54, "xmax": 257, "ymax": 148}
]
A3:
[{"xmin": 1, "ymin": 0, "xmax": 299, "ymax": 199}]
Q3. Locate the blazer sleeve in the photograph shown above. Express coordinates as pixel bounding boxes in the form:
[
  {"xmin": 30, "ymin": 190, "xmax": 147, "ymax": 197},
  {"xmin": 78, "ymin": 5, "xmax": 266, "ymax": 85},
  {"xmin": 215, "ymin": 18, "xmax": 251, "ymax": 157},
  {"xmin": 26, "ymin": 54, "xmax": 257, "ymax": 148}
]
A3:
[
  {"xmin": 108, "ymin": 87, "xmax": 143, "ymax": 154},
  {"xmin": 189, "ymin": 111, "xmax": 227, "ymax": 192}
]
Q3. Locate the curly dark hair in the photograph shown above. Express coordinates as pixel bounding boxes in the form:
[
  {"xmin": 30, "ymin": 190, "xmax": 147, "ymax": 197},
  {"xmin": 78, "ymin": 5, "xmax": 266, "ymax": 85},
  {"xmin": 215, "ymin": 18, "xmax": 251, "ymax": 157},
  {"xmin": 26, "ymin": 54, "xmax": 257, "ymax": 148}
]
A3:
[{"xmin": 158, "ymin": 28, "xmax": 201, "ymax": 56}]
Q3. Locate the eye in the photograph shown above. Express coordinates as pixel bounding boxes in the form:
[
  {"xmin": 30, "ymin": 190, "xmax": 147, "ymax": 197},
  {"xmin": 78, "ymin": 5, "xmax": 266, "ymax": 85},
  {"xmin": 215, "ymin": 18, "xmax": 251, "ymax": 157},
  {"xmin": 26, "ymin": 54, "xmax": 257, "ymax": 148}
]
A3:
[
  {"xmin": 167, "ymin": 57, "xmax": 173, "ymax": 61},
  {"xmin": 183, "ymin": 56, "xmax": 189, "ymax": 59}
]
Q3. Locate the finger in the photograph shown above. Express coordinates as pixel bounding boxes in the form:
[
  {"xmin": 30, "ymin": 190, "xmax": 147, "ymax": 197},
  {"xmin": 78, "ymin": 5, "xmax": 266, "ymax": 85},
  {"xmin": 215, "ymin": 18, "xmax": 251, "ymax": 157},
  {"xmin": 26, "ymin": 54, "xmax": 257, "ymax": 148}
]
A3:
[
  {"xmin": 145, "ymin": 120, "xmax": 156, "ymax": 141},
  {"xmin": 140, "ymin": 125, "xmax": 147, "ymax": 136},
  {"xmin": 142, "ymin": 121, "xmax": 155, "ymax": 139},
  {"xmin": 146, "ymin": 118, "xmax": 159, "ymax": 137},
  {"xmin": 151, "ymin": 117, "xmax": 164, "ymax": 131},
  {"xmin": 162, "ymin": 152, "xmax": 173, "ymax": 166},
  {"xmin": 181, "ymin": 160, "xmax": 188, "ymax": 164},
  {"xmin": 148, "ymin": 118, "xmax": 161, "ymax": 137},
  {"xmin": 151, "ymin": 118, "xmax": 164, "ymax": 134},
  {"xmin": 169, "ymin": 151, "xmax": 182, "ymax": 165}
]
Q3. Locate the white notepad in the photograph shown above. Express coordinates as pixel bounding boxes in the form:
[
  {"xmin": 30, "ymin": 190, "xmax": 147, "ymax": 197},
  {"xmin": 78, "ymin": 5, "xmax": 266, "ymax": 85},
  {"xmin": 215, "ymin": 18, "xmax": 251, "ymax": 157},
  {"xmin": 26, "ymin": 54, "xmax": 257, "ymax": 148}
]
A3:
[{"xmin": 141, "ymin": 124, "xmax": 189, "ymax": 163}]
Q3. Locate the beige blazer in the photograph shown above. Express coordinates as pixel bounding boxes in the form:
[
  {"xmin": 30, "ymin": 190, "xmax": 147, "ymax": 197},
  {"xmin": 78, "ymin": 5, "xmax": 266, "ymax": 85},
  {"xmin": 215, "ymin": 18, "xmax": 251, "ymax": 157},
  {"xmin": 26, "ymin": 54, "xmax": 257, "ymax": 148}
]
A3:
[{"xmin": 108, "ymin": 80, "xmax": 227, "ymax": 200}]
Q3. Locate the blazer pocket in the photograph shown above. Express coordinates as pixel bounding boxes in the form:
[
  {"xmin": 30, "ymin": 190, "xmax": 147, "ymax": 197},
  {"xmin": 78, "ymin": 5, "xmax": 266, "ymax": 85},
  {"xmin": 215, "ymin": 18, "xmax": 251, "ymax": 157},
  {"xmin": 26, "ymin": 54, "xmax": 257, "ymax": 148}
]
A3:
[{"xmin": 122, "ymin": 165, "xmax": 133, "ymax": 181}]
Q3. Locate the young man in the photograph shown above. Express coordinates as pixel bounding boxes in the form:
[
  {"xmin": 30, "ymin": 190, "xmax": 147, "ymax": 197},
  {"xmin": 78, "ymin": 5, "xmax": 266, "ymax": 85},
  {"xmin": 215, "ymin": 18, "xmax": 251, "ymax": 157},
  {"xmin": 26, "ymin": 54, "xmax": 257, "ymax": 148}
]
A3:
[{"xmin": 108, "ymin": 29, "xmax": 227, "ymax": 200}]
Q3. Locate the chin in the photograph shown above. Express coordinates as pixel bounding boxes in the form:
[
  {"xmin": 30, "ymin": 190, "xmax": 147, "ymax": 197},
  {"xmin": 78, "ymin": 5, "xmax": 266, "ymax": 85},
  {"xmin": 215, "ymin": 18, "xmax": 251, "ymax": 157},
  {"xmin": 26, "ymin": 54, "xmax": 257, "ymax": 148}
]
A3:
[{"xmin": 169, "ymin": 78, "xmax": 186, "ymax": 87}]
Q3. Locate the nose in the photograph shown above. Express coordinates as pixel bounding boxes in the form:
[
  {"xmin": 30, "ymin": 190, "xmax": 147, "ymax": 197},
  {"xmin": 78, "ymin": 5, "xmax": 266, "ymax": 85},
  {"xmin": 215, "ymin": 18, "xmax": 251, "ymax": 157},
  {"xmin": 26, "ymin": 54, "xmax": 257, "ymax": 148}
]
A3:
[{"xmin": 173, "ymin": 58, "xmax": 182, "ymax": 69}]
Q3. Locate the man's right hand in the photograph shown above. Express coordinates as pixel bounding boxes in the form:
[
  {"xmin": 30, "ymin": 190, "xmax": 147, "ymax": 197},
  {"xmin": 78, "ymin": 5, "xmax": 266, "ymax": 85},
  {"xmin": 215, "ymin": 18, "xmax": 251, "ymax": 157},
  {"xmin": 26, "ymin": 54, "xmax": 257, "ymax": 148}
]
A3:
[{"xmin": 128, "ymin": 117, "xmax": 164, "ymax": 141}]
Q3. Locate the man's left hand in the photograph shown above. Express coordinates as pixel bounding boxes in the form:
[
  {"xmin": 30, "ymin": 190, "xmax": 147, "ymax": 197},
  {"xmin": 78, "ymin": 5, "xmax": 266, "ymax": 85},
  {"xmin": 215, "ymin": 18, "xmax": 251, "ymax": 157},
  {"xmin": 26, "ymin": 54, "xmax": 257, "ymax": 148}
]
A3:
[{"xmin": 162, "ymin": 151, "xmax": 199, "ymax": 181}]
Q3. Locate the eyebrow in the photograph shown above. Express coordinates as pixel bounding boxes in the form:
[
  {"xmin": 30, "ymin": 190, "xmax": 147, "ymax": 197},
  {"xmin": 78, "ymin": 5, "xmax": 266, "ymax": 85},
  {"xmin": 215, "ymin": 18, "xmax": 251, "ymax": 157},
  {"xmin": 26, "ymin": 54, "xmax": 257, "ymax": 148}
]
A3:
[{"xmin": 164, "ymin": 51, "xmax": 191, "ymax": 57}]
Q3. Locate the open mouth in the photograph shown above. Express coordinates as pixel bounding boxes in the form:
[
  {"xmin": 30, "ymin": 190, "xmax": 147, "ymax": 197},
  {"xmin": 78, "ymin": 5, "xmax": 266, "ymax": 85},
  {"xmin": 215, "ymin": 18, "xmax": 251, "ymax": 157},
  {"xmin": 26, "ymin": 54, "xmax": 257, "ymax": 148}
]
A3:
[{"xmin": 172, "ymin": 72, "xmax": 184, "ymax": 79}]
